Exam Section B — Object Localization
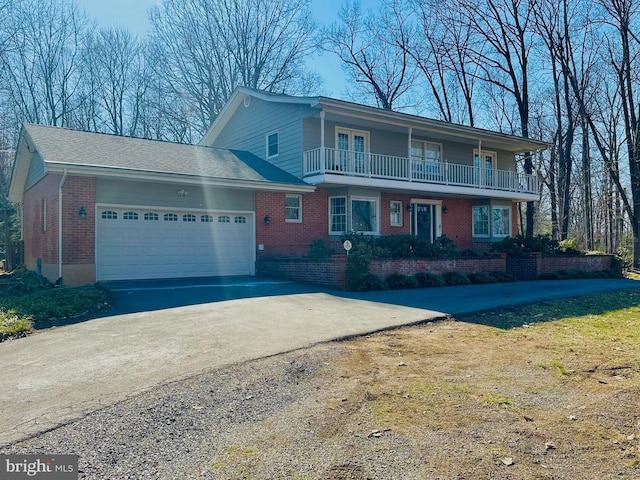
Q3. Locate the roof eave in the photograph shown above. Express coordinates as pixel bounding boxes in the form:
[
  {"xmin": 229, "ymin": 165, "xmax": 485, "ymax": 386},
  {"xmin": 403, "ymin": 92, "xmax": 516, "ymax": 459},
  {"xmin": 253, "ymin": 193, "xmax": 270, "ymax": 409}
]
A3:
[
  {"xmin": 316, "ymin": 98, "xmax": 549, "ymax": 153},
  {"xmin": 45, "ymin": 163, "xmax": 315, "ymax": 193},
  {"xmin": 8, "ymin": 125, "xmax": 37, "ymax": 202}
]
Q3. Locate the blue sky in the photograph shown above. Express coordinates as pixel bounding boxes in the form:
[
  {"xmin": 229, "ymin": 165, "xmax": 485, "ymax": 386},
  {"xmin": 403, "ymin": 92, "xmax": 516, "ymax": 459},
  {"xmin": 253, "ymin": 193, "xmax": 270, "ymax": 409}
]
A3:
[{"xmin": 75, "ymin": 0, "xmax": 382, "ymax": 97}]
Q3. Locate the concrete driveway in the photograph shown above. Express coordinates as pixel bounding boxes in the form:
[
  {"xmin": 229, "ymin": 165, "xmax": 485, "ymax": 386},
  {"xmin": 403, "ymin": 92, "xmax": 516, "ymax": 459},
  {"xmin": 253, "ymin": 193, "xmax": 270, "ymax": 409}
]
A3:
[{"xmin": 1, "ymin": 277, "xmax": 637, "ymax": 446}]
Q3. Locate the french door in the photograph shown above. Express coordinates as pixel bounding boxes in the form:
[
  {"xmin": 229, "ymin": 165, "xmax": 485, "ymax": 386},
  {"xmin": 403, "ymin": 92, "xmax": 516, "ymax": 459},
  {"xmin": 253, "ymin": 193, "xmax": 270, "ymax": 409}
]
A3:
[
  {"xmin": 336, "ymin": 128, "xmax": 369, "ymax": 173},
  {"xmin": 474, "ymin": 150, "xmax": 497, "ymax": 186}
]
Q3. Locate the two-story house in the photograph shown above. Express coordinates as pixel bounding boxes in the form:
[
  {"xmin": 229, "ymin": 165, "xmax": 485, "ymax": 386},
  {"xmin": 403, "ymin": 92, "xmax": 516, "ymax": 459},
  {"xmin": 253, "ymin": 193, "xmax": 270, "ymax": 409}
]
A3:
[
  {"xmin": 202, "ymin": 87, "xmax": 547, "ymax": 257},
  {"xmin": 9, "ymin": 87, "xmax": 547, "ymax": 285}
]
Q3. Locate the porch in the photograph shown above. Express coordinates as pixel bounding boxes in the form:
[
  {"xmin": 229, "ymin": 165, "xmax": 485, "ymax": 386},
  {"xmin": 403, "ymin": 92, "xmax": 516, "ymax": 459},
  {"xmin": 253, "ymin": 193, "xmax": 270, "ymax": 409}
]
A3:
[{"xmin": 303, "ymin": 147, "xmax": 539, "ymax": 197}]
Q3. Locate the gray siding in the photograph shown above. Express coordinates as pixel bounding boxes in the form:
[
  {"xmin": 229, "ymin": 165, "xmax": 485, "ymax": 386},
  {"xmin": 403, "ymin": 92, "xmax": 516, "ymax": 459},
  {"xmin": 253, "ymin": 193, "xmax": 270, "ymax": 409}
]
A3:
[
  {"xmin": 96, "ymin": 179, "xmax": 254, "ymax": 211},
  {"xmin": 213, "ymin": 97, "xmax": 316, "ymax": 179},
  {"xmin": 25, "ymin": 153, "xmax": 46, "ymax": 191},
  {"xmin": 307, "ymin": 119, "xmax": 517, "ymax": 169}
]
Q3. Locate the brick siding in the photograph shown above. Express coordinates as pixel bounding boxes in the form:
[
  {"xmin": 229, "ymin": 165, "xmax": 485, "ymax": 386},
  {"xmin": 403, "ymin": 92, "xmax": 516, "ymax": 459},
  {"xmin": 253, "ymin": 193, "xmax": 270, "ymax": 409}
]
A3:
[
  {"xmin": 22, "ymin": 174, "xmax": 61, "ymax": 267},
  {"xmin": 62, "ymin": 176, "xmax": 96, "ymax": 264},
  {"xmin": 256, "ymin": 190, "xmax": 478, "ymax": 256}
]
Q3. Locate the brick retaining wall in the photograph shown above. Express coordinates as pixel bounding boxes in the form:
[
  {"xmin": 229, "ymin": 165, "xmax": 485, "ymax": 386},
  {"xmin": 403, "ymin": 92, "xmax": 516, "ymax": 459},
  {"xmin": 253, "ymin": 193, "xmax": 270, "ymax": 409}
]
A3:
[
  {"xmin": 257, "ymin": 253, "xmax": 615, "ymax": 289},
  {"xmin": 369, "ymin": 255, "xmax": 507, "ymax": 278},
  {"xmin": 256, "ymin": 256, "xmax": 347, "ymax": 289},
  {"xmin": 507, "ymin": 253, "xmax": 615, "ymax": 280}
]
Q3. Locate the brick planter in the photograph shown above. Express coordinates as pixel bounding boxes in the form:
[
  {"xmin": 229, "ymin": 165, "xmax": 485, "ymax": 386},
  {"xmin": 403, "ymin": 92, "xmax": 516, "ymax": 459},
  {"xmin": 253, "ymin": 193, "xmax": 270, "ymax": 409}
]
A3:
[
  {"xmin": 256, "ymin": 256, "xmax": 347, "ymax": 289},
  {"xmin": 257, "ymin": 254, "xmax": 506, "ymax": 290},
  {"xmin": 507, "ymin": 253, "xmax": 615, "ymax": 280}
]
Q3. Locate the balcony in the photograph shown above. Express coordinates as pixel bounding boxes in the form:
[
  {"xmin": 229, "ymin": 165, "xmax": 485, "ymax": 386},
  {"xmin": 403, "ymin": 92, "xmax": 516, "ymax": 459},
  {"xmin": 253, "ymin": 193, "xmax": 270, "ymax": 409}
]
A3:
[{"xmin": 303, "ymin": 147, "xmax": 539, "ymax": 197}]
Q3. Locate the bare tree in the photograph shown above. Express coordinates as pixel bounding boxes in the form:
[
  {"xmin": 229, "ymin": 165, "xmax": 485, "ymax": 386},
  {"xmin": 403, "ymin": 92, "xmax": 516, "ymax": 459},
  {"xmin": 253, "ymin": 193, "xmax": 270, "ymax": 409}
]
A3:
[
  {"xmin": 412, "ymin": 0, "xmax": 478, "ymax": 124},
  {"xmin": 149, "ymin": 0, "xmax": 318, "ymax": 135},
  {"xmin": 321, "ymin": 0, "xmax": 416, "ymax": 110},
  {"xmin": 81, "ymin": 27, "xmax": 147, "ymax": 136},
  {"xmin": 0, "ymin": 0, "xmax": 92, "ymax": 127},
  {"xmin": 453, "ymin": 0, "xmax": 538, "ymax": 237}
]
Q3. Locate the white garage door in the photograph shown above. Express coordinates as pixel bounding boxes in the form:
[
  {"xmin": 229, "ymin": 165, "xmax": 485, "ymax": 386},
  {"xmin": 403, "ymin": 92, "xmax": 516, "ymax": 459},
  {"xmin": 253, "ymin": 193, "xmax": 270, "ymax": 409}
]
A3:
[{"xmin": 96, "ymin": 207, "xmax": 253, "ymax": 281}]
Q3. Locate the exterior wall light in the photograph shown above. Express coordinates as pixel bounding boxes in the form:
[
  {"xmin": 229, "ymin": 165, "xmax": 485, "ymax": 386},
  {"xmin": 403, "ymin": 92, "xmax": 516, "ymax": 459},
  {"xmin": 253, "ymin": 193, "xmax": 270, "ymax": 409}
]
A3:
[
  {"xmin": 442, "ymin": 205, "xmax": 449, "ymax": 214},
  {"xmin": 78, "ymin": 206, "xmax": 86, "ymax": 219},
  {"xmin": 264, "ymin": 215, "xmax": 271, "ymax": 225}
]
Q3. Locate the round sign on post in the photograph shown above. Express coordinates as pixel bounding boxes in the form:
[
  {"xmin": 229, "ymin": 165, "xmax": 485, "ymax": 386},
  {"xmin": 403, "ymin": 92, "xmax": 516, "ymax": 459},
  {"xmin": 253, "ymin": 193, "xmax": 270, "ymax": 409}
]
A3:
[{"xmin": 343, "ymin": 240, "xmax": 352, "ymax": 256}]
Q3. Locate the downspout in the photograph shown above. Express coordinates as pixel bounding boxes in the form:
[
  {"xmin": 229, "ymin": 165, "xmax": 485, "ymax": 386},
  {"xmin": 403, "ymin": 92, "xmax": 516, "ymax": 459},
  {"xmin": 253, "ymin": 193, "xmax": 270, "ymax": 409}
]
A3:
[{"xmin": 58, "ymin": 169, "xmax": 68, "ymax": 286}]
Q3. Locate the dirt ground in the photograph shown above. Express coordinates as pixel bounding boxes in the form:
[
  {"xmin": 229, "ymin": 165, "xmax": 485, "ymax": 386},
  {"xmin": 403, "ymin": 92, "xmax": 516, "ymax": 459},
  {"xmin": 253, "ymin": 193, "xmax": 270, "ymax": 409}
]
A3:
[{"xmin": 3, "ymin": 290, "xmax": 639, "ymax": 479}]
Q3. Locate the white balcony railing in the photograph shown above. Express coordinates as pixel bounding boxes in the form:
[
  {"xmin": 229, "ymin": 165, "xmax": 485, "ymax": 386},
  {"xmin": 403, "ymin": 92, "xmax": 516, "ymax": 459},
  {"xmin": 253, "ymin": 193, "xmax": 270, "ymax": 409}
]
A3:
[{"xmin": 303, "ymin": 147, "xmax": 539, "ymax": 195}]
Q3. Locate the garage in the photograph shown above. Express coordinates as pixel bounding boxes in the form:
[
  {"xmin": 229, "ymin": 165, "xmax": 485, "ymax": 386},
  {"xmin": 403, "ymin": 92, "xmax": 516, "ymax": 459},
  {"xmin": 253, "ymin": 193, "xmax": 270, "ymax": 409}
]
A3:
[{"xmin": 96, "ymin": 206, "xmax": 254, "ymax": 281}]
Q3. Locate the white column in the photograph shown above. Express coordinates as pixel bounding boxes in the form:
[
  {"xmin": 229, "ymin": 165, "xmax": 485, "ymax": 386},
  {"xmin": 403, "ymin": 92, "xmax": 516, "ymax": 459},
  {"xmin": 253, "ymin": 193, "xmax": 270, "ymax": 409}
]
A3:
[
  {"xmin": 408, "ymin": 127, "xmax": 412, "ymax": 181},
  {"xmin": 320, "ymin": 111, "xmax": 325, "ymax": 173}
]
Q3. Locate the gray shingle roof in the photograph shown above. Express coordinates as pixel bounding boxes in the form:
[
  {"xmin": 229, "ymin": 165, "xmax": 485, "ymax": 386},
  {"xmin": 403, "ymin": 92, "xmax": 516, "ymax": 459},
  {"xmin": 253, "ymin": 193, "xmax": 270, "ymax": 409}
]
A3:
[{"xmin": 23, "ymin": 123, "xmax": 307, "ymax": 186}]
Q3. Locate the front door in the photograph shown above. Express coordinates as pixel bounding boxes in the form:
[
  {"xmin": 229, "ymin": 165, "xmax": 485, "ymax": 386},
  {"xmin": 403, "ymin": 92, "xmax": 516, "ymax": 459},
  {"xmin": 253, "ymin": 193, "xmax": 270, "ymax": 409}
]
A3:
[{"xmin": 411, "ymin": 203, "xmax": 438, "ymax": 243}]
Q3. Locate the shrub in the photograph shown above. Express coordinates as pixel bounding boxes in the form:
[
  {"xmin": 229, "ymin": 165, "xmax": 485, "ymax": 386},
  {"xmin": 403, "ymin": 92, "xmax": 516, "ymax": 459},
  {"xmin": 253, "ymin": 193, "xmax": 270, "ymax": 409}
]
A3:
[
  {"xmin": 0, "ymin": 311, "xmax": 33, "ymax": 342},
  {"xmin": 307, "ymin": 239, "xmax": 335, "ymax": 259},
  {"xmin": 491, "ymin": 234, "xmax": 584, "ymax": 257},
  {"xmin": 341, "ymin": 233, "xmax": 457, "ymax": 259},
  {"xmin": 385, "ymin": 273, "xmax": 420, "ymax": 290},
  {"xmin": 414, "ymin": 272, "xmax": 446, "ymax": 288},
  {"xmin": 443, "ymin": 271, "xmax": 472, "ymax": 286},
  {"xmin": 468, "ymin": 272, "xmax": 497, "ymax": 284},
  {"xmin": 345, "ymin": 252, "xmax": 371, "ymax": 291},
  {"xmin": 614, "ymin": 246, "xmax": 633, "ymax": 272},
  {"xmin": 348, "ymin": 273, "xmax": 387, "ymax": 292},
  {"xmin": 489, "ymin": 271, "xmax": 517, "ymax": 283}
]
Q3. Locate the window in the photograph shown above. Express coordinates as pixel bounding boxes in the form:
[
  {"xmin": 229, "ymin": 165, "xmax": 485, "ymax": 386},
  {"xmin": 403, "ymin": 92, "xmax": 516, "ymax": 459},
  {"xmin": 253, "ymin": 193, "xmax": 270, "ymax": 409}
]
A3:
[
  {"xmin": 183, "ymin": 214, "xmax": 196, "ymax": 222},
  {"xmin": 234, "ymin": 216, "xmax": 247, "ymax": 224},
  {"xmin": 329, "ymin": 196, "xmax": 346, "ymax": 234},
  {"xmin": 101, "ymin": 210, "xmax": 117, "ymax": 220},
  {"xmin": 473, "ymin": 206, "xmax": 490, "ymax": 237},
  {"xmin": 218, "ymin": 215, "xmax": 230, "ymax": 223},
  {"xmin": 123, "ymin": 211, "xmax": 138, "ymax": 220},
  {"xmin": 351, "ymin": 197, "xmax": 379, "ymax": 234},
  {"xmin": 201, "ymin": 215, "xmax": 214, "ymax": 223},
  {"xmin": 266, "ymin": 132, "xmax": 279, "ymax": 158},
  {"xmin": 41, "ymin": 199, "xmax": 47, "ymax": 231},
  {"xmin": 164, "ymin": 213, "xmax": 178, "ymax": 222},
  {"xmin": 285, "ymin": 194, "xmax": 302, "ymax": 223},
  {"xmin": 144, "ymin": 213, "xmax": 159, "ymax": 221},
  {"xmin": 411, "ymin": 141, "xmax": 442, "ymax": 179},
  {"xmin": 390, "ymin": 201, "xmax": 403, "ymax": 227},
  {"xmin": 492, "ymin": 206, "xmax": 511, "ymax": 237}
]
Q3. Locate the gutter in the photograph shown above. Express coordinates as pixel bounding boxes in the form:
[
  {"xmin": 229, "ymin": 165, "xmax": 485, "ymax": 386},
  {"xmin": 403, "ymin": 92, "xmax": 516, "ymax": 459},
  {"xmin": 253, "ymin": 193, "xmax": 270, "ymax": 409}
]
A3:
[{"xmin": 58, "ymin": 169, "xmax": 67, "ymax": 285}]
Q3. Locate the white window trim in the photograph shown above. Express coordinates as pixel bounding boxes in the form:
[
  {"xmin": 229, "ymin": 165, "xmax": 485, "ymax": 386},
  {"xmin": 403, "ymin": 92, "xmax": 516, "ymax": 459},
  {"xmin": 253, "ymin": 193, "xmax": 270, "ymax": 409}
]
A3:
[
  {"xmin": 473, "ymin": 149, "xmax": 498, "ymax": 169},
  {"xmin": 472, "ymin": 205, "xmax": 491, "ymax": 238},
  {"xmin": 266, "ymin": 131, "xmax": 279, "ymax": 159},
  {"xmin": 329, "ymin": 196, "xmax": 347, "ymax": 235},
  {"xmin": 335, "ymin": 127, "xmax": 370, "ymax": 152},
  {"xmin": 411, "ymin": 140, "xmax": 442, "ymax": 160},
  {"xmin": 390, "ymin": 200, "xmax": 403, "ymax": 227},
  {"xmin": 350, "ymin": 196, "xmax": 380, "ymax": 235},
  {"xmin": 285, "ymin": 194, "xmax": 302, "ymax": 223}
]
